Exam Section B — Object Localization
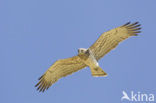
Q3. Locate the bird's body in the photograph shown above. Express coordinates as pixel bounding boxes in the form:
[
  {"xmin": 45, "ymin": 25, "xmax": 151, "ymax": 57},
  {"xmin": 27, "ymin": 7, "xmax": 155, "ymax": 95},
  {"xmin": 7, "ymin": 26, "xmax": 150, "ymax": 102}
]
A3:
[
  {"xmin": 78, "ymin": 48, "xmax": 98, "ymax": 69},
  {"xmin": 35, "ymin": 22, "xmax": 141, "ymax": 92},
  {"xmin": 78, "ymin": 48, "xmax": 107, "ymax": 76}
]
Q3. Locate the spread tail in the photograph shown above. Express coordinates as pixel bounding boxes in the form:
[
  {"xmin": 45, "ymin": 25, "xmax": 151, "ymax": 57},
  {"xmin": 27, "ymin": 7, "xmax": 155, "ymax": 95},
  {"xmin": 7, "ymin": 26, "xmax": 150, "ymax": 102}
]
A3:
[{"xmin": 90, "ymin": 66, "xmax": 107, "ymax": 77}]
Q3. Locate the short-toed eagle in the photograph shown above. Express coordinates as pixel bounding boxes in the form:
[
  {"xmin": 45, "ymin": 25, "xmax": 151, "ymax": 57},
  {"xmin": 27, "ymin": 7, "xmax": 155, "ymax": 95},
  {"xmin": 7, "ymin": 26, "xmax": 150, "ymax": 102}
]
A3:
[{"xmin": 35, "ymin": 22, "xmax": 141, "ymax": 92}]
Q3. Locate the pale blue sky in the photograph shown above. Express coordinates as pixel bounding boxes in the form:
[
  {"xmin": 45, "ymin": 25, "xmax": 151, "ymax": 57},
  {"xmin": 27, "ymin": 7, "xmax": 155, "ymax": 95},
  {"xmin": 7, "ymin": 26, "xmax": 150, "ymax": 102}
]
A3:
[{"xmin": 1, "ymin": 0, "xmax": 156, "ymax": 103}]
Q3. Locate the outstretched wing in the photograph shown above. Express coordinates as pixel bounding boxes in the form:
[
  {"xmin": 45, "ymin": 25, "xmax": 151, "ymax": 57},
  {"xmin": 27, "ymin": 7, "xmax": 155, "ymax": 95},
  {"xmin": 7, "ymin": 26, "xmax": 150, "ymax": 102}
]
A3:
[
  {"xmin": 89, "ymin": 22, "xmax": 141, "ymax": 60},
  {"xmin": 35, "ymin": 56, "xmax": 86, "ymax": 92}
]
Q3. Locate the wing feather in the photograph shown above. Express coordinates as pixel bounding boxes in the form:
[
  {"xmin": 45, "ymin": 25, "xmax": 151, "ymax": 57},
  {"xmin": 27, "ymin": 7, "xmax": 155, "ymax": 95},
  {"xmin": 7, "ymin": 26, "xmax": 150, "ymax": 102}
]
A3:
[
  {"xmin": 89, "ymin": 22, "xmax": 141, "ymax": 60},
  {"xmin": 35, "ymin": 56, "xmax": 86, "ymax": 92}
]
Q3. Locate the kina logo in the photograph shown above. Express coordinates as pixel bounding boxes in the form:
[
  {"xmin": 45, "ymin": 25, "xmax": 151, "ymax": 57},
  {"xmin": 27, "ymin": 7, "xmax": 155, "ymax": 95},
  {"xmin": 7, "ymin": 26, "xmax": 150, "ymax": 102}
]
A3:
[{"xmin": 121, "ymin": 91, "xmax": 155, "ymax": 102}]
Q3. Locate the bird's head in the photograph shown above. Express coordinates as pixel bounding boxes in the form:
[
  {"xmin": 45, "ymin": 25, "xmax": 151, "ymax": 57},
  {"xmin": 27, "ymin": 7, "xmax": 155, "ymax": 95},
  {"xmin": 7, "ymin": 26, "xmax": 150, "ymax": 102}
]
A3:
[{"xmin": 78, "ymin": 48, "xmax": 88, "ymax": 55}]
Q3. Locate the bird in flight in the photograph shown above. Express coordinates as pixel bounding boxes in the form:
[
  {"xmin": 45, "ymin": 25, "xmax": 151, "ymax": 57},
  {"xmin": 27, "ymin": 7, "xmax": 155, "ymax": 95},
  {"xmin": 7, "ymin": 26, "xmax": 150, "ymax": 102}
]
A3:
[{"xmin": 35, "ymin": 22, "xmax": 141, "ymax": 92}]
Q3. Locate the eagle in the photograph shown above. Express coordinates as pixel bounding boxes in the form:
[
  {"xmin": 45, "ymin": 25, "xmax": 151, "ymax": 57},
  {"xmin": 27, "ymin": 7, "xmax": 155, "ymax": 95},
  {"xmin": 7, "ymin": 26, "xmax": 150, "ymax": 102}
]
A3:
[{"xmin": 35, "ymin": 22, "xmax": 141, "ymax": 92}]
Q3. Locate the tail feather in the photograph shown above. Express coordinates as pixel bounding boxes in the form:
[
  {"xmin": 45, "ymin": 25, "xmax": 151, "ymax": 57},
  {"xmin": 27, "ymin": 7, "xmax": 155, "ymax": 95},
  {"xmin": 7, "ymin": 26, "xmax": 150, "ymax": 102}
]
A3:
[{"xmin": 90, "ymin": 67, "xmax": 107, "ymax": 77}]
